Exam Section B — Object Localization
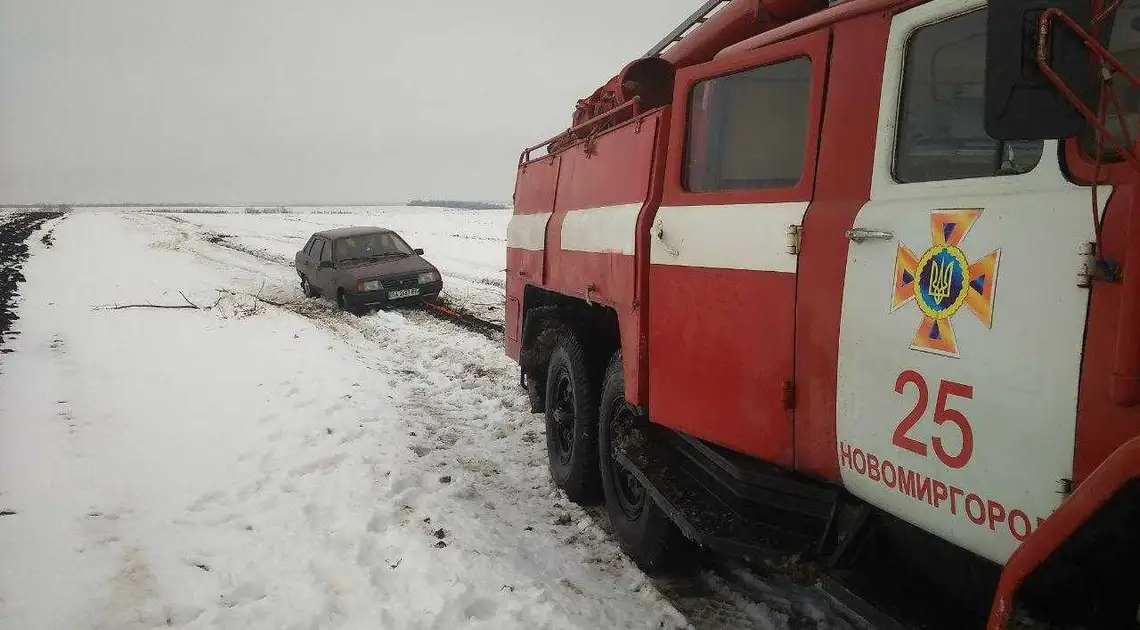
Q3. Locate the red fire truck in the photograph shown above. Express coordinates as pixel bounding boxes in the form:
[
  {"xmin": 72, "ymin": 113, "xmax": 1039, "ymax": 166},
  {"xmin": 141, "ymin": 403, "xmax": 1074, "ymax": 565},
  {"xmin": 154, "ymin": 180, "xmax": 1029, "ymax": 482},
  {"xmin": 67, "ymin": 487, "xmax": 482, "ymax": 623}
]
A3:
[{"xmin": 505, "ymin": 0, "xmax": 1140, "ymax": 627}]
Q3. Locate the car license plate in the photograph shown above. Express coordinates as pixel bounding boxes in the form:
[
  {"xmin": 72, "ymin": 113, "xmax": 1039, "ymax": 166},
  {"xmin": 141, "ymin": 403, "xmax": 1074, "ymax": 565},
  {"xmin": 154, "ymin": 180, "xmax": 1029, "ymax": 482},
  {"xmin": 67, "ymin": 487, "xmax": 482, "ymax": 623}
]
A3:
[{"xmin": 388, "ymin": 288, "xmax": 420, "ymax": 299}]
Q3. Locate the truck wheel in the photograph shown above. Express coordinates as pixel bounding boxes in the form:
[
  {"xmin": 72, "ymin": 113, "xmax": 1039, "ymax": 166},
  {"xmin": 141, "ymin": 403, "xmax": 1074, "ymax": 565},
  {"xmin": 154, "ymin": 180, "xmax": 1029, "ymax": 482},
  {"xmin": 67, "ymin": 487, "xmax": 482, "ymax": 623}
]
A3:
[
  {"xmin": 598, "ymin": 351, "xmax": 689, "ymax": 573},
  {"xmin": 543, "ymin": 331, "xmax": 602, "ymax": 504}
]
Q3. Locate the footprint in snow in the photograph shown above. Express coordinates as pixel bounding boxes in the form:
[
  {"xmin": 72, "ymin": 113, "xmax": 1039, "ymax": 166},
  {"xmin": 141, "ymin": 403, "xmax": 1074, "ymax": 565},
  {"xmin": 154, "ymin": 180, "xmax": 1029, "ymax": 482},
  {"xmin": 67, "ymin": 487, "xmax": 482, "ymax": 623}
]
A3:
[
  {"xmin": 181, "ymin": 553, "xmax": 213, "ymax": 573},
  {"xmin": 258, "ymin": 452, "xmax": 280, "ymax": 474},
  {"xmin": 288, "ymin": 452, "xmax": 348, "ymax": 477},
  {"xmin": 337, "ymin": 426, "xmax": 366, "ymax": 445},
  {"xmin": 437, "ymin": 429, "xmax": 461, "ymax": 447},
  {"xmin": 295, "ymin": 397, "xmax": 318, "ymax": 409},
  {"xmin": 218, "ymin": 581, "xmax": 267, "ymax": 608},
  {"xmin": 186, "ymin": 490, "xmax": 226, "ymax": 513},
  {"xmin": 463, "ymin": 597, "xmax": 499, "ymax": 621},
  {"xmin": 365, "ymin": 510, "xmax": 391, "ymax": 534},
  {"xmin": 234, "ymin": 479, "xmax": 267, "ymax": 502}
]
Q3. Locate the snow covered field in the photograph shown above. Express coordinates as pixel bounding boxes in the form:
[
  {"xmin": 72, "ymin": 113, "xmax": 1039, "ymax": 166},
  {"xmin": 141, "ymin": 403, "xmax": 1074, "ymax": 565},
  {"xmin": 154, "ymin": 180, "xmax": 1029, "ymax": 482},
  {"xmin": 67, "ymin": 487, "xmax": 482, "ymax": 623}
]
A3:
[{"xmin": 0, "ymin": 208, "xmax": 864, "ymax": 630}]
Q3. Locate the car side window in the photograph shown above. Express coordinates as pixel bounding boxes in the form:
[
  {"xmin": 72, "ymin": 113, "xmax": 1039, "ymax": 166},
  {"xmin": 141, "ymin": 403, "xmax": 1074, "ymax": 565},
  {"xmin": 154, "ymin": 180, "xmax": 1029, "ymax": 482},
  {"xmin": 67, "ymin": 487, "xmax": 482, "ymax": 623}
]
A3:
[
  {"xmin": 304, "ymin": 237, "xmax": 318, "ymax": 256},
  {"xmin": 318, "ymin": 239, "xmax": 331, "ymax": 264},
  {"xmin": 683, "ymin": 56, "xmax": 812, "ymax": 192},
  {"xmin": 894, "ymin": 9, "xmax": 1043, "ymax": 183}
]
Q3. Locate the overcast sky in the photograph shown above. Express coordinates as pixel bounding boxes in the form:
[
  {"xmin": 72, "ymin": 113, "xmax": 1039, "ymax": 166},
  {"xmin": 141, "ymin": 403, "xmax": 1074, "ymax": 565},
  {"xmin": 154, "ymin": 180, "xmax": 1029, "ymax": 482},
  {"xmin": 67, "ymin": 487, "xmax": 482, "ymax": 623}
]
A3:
[{"xmin": 0, "ymin": 0, "xmax": 700, "ymax": 205}]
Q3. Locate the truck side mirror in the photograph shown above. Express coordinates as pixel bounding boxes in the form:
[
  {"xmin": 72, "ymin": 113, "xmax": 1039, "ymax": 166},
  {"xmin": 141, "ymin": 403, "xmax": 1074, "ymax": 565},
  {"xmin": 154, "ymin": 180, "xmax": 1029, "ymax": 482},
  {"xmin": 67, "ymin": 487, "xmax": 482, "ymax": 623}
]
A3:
[
  {"xmin": 984, "ymin": 0, "xmax": 1099, "ymax": 140},
  {"xmin": 414, "ymin": 248, "xmax": 424, "ymax": 255}
]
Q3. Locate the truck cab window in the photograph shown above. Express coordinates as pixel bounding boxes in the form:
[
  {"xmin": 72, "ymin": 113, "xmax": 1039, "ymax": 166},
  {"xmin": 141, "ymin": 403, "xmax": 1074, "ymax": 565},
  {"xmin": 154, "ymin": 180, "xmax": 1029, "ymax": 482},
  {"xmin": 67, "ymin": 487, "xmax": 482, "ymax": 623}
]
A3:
[
  {"xmin": 895, "ymin": 9, "xmax": 1043, "ymax": 183},
  {"xmin": 1079, "ymin": 0, "xmax": 1140, "ymax": 161},
  {"xmin": 683, "ymin": 56, "xmax": 812, "ymax": 192}
]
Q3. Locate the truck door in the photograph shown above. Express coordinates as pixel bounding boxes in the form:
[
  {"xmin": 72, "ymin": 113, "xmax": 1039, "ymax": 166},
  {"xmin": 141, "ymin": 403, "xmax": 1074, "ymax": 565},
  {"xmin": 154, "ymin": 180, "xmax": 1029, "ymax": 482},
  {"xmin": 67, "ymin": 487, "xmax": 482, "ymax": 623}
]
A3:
[
  {"xmin": 834, "ymin": 0, "xmax": 1100, "ymax": 565},
  {"xmin": 648, "ymin": 31, "xmax": 830, "ymax": 466}
]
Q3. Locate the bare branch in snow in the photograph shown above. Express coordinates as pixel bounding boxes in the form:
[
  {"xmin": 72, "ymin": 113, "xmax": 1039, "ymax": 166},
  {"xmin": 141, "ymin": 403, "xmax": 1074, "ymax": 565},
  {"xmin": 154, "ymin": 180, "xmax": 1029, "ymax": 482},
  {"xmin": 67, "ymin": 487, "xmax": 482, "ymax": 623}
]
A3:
[
  {"xmin": 95, "ymin": 302, "xmax": 202, "ymax": 311},
  {"xmin": 214, "ymin": 286, "xmax": 298, "ymax": 309},
  {"xmin": 179, "ymin": 290, "xmax": 200, "ymax": 309},
  {"xmin": 250, "ymin": 280, "xmax": 292, "ymax": 307},
  {"xmin": 251, "ymin": 295, "xmax": 291, "ymax": 308},
  {"xmin": 95, "ymin": 291, "xmax": 225, "ymax": 312}
]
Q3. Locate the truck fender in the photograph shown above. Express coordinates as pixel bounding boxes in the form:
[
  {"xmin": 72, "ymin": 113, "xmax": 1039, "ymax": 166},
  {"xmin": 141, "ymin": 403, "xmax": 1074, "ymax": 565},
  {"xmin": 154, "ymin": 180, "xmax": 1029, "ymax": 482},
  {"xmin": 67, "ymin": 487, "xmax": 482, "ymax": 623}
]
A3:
[{"xmin": 988, "ymin": 434, "xmax": 1140, "ymax": 628}]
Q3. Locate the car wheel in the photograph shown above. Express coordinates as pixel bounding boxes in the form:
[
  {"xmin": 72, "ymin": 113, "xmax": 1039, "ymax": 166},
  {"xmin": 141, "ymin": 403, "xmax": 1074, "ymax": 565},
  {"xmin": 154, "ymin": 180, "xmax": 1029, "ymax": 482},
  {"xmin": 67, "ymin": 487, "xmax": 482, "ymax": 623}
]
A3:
[
  {"xmin": 300, "ymin": 275, "xmax": 318, "ymax": 298},
  {"xmin": 598, "ymin": 350, "xmax": 690, "ymax": 573},
  {"xmin": 336, "ymin": 289, "xmax": 365, "ymax": 316},
  {"xmin": 543, "ymin": 331, "xmax": 602, "ymax": 505}
]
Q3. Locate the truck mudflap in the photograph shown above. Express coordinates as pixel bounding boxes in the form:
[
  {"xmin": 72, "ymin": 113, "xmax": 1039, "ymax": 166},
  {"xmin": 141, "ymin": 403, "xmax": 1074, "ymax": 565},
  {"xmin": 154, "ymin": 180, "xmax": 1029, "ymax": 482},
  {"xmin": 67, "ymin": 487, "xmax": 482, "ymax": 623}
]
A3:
[{"xmin": 988, "ymin": 434, "xmax": 1140, "ymax": 629}]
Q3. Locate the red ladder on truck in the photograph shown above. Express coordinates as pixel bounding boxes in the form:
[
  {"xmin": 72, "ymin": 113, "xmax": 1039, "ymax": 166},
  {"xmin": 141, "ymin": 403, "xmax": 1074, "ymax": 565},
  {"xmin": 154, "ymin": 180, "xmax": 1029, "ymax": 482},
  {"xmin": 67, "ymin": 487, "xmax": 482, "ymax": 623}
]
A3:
[{"xmin": 643, "ymin": 0, "xmax": 732, "ymax": 57}]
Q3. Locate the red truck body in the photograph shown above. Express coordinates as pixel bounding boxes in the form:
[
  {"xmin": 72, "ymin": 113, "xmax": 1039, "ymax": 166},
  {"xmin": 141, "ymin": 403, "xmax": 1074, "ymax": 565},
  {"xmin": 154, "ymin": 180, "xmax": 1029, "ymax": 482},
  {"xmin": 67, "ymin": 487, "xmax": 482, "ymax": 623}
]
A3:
[{"xmin": 505, "ymin": 0, "xmax": 1140, "ymax": 627}]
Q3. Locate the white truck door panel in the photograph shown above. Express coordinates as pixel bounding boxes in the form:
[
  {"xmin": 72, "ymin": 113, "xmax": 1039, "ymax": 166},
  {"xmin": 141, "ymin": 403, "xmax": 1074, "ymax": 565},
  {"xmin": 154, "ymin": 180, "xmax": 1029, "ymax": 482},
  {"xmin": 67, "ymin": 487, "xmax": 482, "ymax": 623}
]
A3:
[{"xmin": 834, "ymin": 0, "xmax": 1104, "ymax": 565}]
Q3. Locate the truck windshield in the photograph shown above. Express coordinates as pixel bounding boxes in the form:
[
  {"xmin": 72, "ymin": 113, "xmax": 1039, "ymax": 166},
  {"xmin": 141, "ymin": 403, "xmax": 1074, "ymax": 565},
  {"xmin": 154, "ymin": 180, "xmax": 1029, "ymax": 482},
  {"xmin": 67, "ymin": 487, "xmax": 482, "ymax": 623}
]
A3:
[
  {"xmin": 334, "ymin": 232, "xmax": 414, "ymax": 262},
  {"xmin": 1080, "ymin": 0, "xmax": 1140, "ymax": 161}
]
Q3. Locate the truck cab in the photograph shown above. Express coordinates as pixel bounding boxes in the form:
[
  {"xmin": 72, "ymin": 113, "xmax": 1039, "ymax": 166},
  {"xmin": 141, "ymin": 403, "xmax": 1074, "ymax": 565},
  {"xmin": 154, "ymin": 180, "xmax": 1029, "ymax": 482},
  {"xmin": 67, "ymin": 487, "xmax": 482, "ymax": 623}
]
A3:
[{"xmin": 507, "ymin": 1, "xmax": 1140, "ymax": 627}]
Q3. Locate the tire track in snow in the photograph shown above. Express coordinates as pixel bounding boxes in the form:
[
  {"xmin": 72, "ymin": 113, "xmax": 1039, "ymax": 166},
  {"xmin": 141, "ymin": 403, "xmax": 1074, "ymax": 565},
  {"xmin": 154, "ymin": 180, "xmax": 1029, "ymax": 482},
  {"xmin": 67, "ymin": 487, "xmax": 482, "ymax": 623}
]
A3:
[{"xmin": 343, "ymin": 313, "xmax": 685, "ymax": 627}]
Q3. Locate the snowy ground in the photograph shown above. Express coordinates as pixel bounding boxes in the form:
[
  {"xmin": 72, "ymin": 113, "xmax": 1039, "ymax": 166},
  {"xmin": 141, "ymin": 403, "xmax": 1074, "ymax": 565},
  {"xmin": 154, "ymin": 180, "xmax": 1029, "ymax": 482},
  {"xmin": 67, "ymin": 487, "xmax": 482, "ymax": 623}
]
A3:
[{"xmin": 0, "ymin": 209, "xmax": 864, "ymax": 630}]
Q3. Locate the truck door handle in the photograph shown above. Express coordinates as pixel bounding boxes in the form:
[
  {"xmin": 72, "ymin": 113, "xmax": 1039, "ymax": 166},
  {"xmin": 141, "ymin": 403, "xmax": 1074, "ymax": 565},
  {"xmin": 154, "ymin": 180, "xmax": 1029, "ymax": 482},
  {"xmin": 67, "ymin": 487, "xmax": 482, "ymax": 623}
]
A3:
[
  {"xmin": 653, "ymin": 219, "xmax": 680, "ymax": 257},
  {"xmin": 845, "ymin": 227, "xmax": 895, "ymax": 243}
]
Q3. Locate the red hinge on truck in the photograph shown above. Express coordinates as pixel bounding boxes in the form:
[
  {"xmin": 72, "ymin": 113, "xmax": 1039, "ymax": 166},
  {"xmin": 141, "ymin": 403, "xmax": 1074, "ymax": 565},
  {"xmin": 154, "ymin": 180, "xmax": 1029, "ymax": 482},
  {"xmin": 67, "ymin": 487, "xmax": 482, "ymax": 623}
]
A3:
[{"xmin": 782, "ymin": 380, "xmax": 795, "ymax": 411}]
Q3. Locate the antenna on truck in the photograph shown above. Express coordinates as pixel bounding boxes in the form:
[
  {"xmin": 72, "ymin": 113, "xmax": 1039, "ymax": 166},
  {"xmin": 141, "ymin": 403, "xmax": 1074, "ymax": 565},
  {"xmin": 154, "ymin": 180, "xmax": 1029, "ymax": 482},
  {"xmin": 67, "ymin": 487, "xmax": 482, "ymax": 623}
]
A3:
[{"xmin": 643, "ymin": 0, "xmax": 733, "ymax": 58}]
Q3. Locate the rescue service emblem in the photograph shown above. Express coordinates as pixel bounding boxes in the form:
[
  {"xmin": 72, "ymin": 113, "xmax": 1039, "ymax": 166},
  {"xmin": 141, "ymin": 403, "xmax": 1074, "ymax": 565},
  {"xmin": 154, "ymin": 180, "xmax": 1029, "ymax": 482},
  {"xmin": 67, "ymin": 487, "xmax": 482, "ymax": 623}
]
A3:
[{"xmin": 890, "ymin": 208, "xmax": 1000, "ymax": 358}]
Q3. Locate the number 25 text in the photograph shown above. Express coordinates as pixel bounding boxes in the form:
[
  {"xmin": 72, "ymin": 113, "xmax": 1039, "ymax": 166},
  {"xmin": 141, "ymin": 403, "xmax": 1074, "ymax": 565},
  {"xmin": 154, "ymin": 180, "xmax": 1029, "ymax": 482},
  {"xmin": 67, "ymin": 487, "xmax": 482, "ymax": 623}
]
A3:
[{"xmin": 892, "ymin": 370, "xmax": 974, "ymax": 469}]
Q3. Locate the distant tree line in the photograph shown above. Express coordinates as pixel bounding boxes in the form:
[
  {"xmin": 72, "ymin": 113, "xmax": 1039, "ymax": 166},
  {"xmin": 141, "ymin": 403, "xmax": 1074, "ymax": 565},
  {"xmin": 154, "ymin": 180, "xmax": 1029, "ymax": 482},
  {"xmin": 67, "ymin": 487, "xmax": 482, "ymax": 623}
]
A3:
[
  {"xmin": 408, "ymin": 199, "xmax": 509, "ymax": 210},
  {"xmin": 0, "ymin": 203, "xmax": 73, "ymax": 213}
]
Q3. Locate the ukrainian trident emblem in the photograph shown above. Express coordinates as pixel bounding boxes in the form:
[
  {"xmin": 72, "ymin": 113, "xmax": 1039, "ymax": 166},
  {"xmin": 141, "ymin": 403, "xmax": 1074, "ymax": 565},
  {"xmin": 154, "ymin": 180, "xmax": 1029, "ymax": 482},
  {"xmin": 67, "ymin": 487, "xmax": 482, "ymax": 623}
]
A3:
[{"xmin": 890, "ymin": 208, "xmax": 1000, "ymax": 358}]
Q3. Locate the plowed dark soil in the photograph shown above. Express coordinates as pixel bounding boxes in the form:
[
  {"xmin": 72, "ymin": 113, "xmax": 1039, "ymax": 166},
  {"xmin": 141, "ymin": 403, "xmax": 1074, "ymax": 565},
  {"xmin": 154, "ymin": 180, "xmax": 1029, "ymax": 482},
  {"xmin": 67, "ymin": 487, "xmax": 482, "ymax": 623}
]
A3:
[{"xmin": 0, "ymin": 211, "xmax": 65, "ymax": 353}]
